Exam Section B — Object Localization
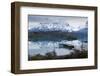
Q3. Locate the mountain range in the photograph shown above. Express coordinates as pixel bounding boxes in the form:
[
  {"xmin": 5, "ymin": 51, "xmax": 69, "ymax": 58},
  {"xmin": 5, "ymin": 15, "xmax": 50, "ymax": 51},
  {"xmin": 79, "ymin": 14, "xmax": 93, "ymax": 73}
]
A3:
[
  {"xmin": 28, "ymin": 22, "xmax": 87, "ymax": 32},
  {"xmin": 28, "ymin": 22, "xmax": 88, "ymax": 41}
]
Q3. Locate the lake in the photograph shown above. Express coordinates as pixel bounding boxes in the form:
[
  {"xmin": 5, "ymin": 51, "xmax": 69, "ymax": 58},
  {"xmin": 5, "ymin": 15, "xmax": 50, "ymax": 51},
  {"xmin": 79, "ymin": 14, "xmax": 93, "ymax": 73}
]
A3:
[{"xmin": 28, "ymin": 40, "xmax": 88, "ymax": 56}]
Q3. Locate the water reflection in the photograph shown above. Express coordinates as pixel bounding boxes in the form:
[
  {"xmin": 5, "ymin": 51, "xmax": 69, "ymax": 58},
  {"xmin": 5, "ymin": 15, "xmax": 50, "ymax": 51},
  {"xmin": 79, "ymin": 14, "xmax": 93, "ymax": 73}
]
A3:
[{"xmin": 28, "ymin": 40, "xmax": 87, "ymax": 56}]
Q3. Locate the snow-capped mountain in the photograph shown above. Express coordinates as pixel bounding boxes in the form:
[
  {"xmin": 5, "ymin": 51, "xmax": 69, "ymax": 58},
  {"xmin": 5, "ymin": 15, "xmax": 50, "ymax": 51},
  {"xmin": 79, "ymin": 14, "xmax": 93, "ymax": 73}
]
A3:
[{"xmin": 28, "ymin": 22, "xmax": 87, "ymax": 32}]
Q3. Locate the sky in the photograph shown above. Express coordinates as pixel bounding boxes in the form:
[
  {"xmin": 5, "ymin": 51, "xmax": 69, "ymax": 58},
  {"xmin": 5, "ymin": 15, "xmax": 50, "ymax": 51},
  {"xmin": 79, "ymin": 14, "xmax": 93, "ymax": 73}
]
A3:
[{"xmin": 28, "ymin": 15, "xmax": 88, "ymax": 31}]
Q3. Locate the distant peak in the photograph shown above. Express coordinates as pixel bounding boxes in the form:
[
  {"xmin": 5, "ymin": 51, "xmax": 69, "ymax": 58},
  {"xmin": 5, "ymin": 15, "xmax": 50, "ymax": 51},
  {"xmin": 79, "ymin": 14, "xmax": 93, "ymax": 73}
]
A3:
[{"xmin": 29, "ymin": 21, "xmax": 87, "ymax": 32}]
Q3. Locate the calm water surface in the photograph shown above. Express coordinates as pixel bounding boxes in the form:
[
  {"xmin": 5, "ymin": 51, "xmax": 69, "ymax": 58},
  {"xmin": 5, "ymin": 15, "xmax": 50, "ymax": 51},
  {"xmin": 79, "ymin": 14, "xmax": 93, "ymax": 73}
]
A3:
[{"xmin": 28, "ymin": 40, "xmax": 87, "ymax": 56}]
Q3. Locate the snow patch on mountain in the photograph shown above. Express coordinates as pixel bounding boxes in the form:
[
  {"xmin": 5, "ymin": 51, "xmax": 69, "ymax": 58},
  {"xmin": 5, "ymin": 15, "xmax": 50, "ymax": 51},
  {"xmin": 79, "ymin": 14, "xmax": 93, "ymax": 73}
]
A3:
[{"xmin": 28, "ymin": 22, "xmax": 87, "ymax": 32}]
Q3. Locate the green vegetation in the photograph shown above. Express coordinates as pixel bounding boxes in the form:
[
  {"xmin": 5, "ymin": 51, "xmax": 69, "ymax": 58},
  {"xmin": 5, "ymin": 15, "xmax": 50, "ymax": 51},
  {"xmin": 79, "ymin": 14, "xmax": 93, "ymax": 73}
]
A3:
[{"xmin": 28, "ymin": 31, "xmax": 77, "ymax": 41}]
